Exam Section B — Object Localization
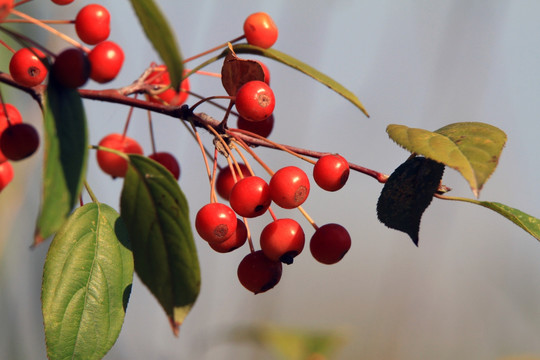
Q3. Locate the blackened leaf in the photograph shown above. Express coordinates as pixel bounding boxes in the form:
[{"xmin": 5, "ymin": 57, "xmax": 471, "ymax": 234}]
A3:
[
  {"xmin": 221, "ymin": 50, "xmax": 265, "ymax": 96},
  {"xmin": 377, "ymin": 157, "xmax": 445, "ymax": 245},
  {"xmin": 120, "ymin": 155, "xmax": 200, "ymax": 335}
]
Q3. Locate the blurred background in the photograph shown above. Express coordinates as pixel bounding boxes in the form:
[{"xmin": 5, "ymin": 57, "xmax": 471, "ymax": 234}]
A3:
[{"xmin": 1, "ymin": 1, "xmax": 540, "ymax": 359}]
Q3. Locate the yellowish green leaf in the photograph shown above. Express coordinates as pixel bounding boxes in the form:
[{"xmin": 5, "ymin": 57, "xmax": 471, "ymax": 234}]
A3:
[{"xmin": 386, "ymin": 122, "xmax": 506, "ymax": 197}]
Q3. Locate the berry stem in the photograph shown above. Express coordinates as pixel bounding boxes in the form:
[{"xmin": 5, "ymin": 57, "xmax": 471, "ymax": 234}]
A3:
[
  {"xmin": 244, "ymin": 217, "xmax": 255, "ymax": 253},
  {"xmin": 297, "ymin": 206, "xmax": 318, "ymax": 231},
  {"xmin": 268, "ymin": 207, "xmax": 278, "ymax": 222},
  {"xmin": 182, "ymin": 35, "xmax": 245, "ymax": 64},
  {"xmin": 0, "ymin": 38, "xmax": 16, "ymax": 53},
  {"xmin": 185, "ymin": 69, "xmax": 221, "ymax": 78},
  {"xmin": 0, "ymin": 26, "xmax": 56, "ymax": 57},
  {"xmin": 4, "ymin": 19, "xmax": 74, "ymax": 24},
  {"xmin": 232, "ymin": 137, "xmax": 274, "ymax": 176},
  {"xmin": 14, "ymin": 0, "xmax": 32, "ymax": 6},
  {"xmin": 189, "ymin": 121, "xmax": 214, "ymax": 196},
  {"xmin": 147, "ymin": 110, "xmax": 157, "ymax": 154},
  {"xmin": 228, "ymin": 142, "xmax": 255, "ymax": 176},
  {"xmin": 189, "ymin": 95, "xmax": 234, "ymax": 112},
  {"xmin": 83, "ymin": 180, "xmax": 99, "ymax": 203},
  {"xmin": 0, "ymin": 90, "xmax": 12, "ymax": 127},
  {"xmin": 10, "ymin": 9, "xmax": 89, "ymax": 53},
  {"xmin": 122, "ymin": 105, "xmax": 136, "ymax": 139},
  {"xmin": 230, "ymin": 128, "xmax": 316, "ymax": 165},
  {"xmin": 210, "ymin": 147, "xmax": 219, "ymax": 203}
]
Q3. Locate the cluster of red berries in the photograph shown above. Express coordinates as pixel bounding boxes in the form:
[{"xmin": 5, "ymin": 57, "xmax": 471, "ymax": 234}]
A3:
[
  {"xmin": 5, "ymin": 2, "xmax": 124, "ymax": 90},
  {"xmin": 1, "ymin": 5, "xmax": 355, "ymax": 297},
  {"xmin": 197, "ymin": 153, "xmax": 353, "ymax": 294},
  {"xmin": 0, "ymin": 2, "xmax": 128, "ymax": 192}
]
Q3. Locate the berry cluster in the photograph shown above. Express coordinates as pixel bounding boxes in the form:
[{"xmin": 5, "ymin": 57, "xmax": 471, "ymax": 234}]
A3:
[
  {"xmin": 1, "ymin": 6, "xmax": 353, "ymax": 296},
  {"xmin": 202, "ymin": 153, "xmax": 352, "ymax": 294},
  {"xmin": 0, "ymin": 1, "xmax": 128, "ymax": 192},
  {"xmin": 90, "ymin": 11, "xmax": 352, "ymax": 294}
]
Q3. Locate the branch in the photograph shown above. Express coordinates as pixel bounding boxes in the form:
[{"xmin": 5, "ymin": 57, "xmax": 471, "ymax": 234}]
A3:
[{"xmin": 0, "ymin": 72, "xmax": 390, "ymax": 183}]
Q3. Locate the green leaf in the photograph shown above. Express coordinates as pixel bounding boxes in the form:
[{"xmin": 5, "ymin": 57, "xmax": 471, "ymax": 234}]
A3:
[
  {"xmin": 441, "ymin": 197, "xmax": 540, "ymax": 242},
  {"xmin": 377, "ymin": 157, "xmax": 445, "ymax": 245},
  {"xmin": 386, "ymin": 122, "xmax": 506, "ymax": 197},
  {"xmin": 129, "ymin": 0, "xmax": 184, "ymax": 91},
  {"xmin": 35, "ymin": 78, "xmax": 88, "ymax": 245},
  {"xmin": 42, "ymin": 203, "xmax": 133, "ymax": 360},
  {"xmin": 120, "ymin": 154, "xmax": 200, "ymax": 335},
  {"xmin": 231, "ymin": 44, "xmax": 369, "ymax": 117}
]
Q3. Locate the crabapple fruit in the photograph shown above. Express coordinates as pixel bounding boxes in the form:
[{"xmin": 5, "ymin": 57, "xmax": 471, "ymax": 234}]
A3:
[
  {"xmin": 237, "ymin": 250, "xmax": 282, "ymax": 294},
  {"xmin": 96, "ymin": 133, "xmax": 143, "ymax": 178},
  {"xmin": 260, "ymin": 218, "xmax": 305, "ymax": 264},
  {"xmin": 195, "ymin": 203, "xmax": 237, "ymax": 243},
  {"xmin": 269, "ymin": 166, "xmax": 310, "ymax": 209}
]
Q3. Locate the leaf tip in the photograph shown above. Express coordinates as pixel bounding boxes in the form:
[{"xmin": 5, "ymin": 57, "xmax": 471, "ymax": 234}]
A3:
[
  {"xmin": 168, "ymin": 316, "xmax": 181, "ymax": 337},
  {"xmin": 410, "ymin": 234, "xmax": 419, "ymax": 247},
  {"xmin": 33, "ymin": 231, "xmax": 45, "ymax": 248}
]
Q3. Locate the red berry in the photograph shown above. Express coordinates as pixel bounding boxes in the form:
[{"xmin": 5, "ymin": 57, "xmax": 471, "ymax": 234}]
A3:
[
  {"xmin": 237, "ymin": 250, "xmax": 282, "ymax": 294},
  {"xmin": 237, "ymin": 114, "xmax": 274, "ymax": 138},
  {"xmin": 243, "ymin": 12, "xmax": 278, "ymax": 49},
  {"xmin": 88, "ymin": 41, "xmax": 124, "ymax": 83},
  {"xmin": 215, "ymin": 163, "xmax": 250, "ymax": 200},
  {"xmin": 0, "ymin": 123, "xmax": 39, "ymax": 161},
  {"xmin": 51, "ymin": 0, "xmax": 74, "ymax": 4},
  {"xmin": 229, "ymin": 176, "xmax": 271, "ymax": 218},
  {"xmin": 96, "ymin": 133, "xmax": 143, "ymax": 178},
  {"xmin": 313, "ymin": 154, "xmax": 350, "ymax": 192},
  {"xmin": 269, "ymin": 166, "xmax": 310, "ymax": 209},
  {"xmin": 148, "ymin": 151, "xmax": 180, "ymax": 180},
  {"xmin": 310, "ymin": 223, "xmax": 351, "ymax": 265},
  {"xmin": 146, "ymin": 65, "xmax": 190, "ymax": 106},
  {"xmin": 235, "ymin": 80, "xmax": 275, "ymax": 122},
  {"xmin": 0, "ymin": 0, "xmax": 13, "ymax": 21},
  {"xmin": 52, "ymin": 48, "xmax": 90, "ymax": 88},
  {"xmin": 209, "ymin": 218, "xmax": 247, "ymax": 253},
  {"xmin": 75, "ymin": 4, "xmax": 110, "ymax": 45},
  {"xmin": 195, "ymin": 203, "xmax": 237, "ymax": 243},
  {"xmin": 260, "ymin": 218, "xmax": 305, "ymax": 264},
  {"xmin": 0, "ymin": 161, "xmax": 13, "ymax": 192},
  {"xmin": 9, "ymin": 47, "xmax": 48, "ymax": 87},
  {"xmin": 0, "ymin": 104, "xmax": 22, "ymax": 163}
]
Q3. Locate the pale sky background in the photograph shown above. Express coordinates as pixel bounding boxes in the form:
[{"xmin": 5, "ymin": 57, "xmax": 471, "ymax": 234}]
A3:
[{"xmin": 1, "ymin": 1, "xmax": 540, "ymax": 359}]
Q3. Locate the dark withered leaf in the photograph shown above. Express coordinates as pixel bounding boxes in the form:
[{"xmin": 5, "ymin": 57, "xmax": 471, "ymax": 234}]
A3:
[{"xmin": 377, "ymin": 157, "xmax": 445, "ymax": 246}]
